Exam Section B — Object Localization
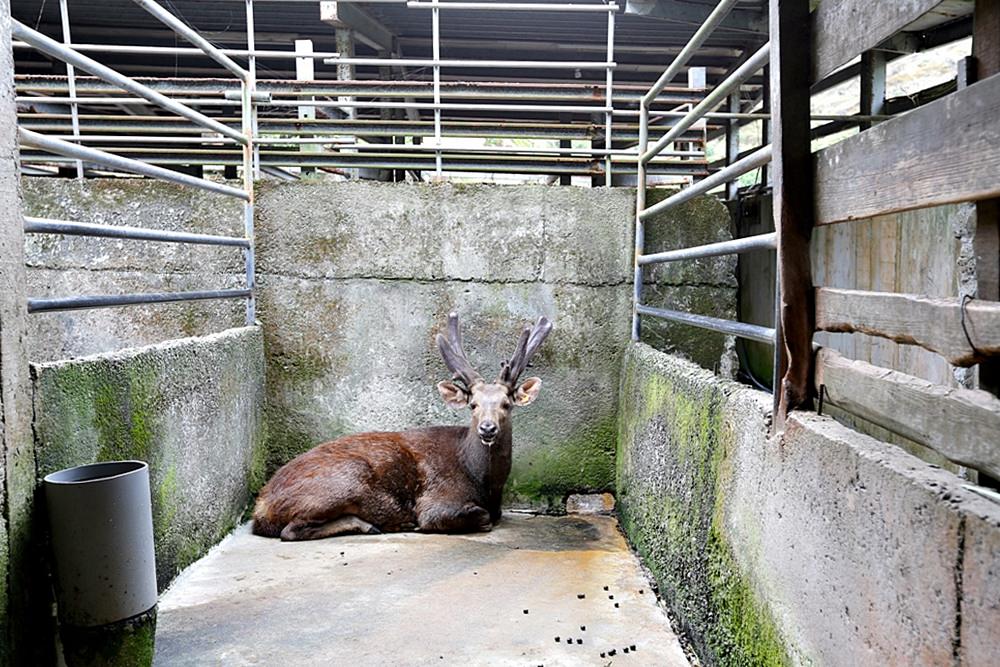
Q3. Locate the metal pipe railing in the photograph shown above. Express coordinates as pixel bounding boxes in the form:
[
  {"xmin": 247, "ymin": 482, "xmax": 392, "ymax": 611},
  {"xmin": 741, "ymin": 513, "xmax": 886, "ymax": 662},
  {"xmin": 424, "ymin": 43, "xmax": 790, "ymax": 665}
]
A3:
[
  {"xmin": 28, "ymin": 289, "xmax": 254, "ymax": 314},
  {"xmin": 23, "ymin": 216, "xmax": 250, "ymax": 247},
  {"xmin": 11, "ymin": 21, "xmax": 247, "ymax": 146},
  {"xmin": 406, "ymin": 2, "xmax": 619, "ymax": 10},
  {"xmin": 638, "ymin": 232, "xmax": 776, "ymax": 265},
  {"xmin": 57, "ymin": 0, "xmax": 82, "ymax": 179},
  {"xmin": 636, "ymin": 305, "xmax": 776, "ymax": 345},
  {"xmin": 641, "ymin": 42, "xmax": 769, "ymax": 165},
  {"xmin": 320, "ymin": 56, "xmax": 615, "ymax": 69},
  {"xmin": 19, "ymin": 128, "xmax": 250, "ymax": 200},
  {"xmin": 130, "ymin": 0, "xmax": 250, "ymax": 82},
  {"xmin": 640, "ymin": 144, "xmax": 772, "ymax": 221},
  {"xmin": 641, "ymin": 0, "xmax": 742, "ymax": 106}
]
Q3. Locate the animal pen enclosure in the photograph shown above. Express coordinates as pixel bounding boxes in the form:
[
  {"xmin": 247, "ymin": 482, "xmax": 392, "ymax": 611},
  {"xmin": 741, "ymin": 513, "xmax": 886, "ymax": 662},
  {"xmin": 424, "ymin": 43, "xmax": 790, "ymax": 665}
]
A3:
[{"xmin": 1, "ymin": 0, "xmax": 999, "ymax": 665}]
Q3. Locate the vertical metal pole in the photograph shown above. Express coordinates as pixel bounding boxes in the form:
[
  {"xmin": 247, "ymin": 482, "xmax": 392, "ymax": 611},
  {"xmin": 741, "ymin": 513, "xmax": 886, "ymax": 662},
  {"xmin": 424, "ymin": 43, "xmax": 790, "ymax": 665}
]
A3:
[
  {"xmin": 58, "ymin": 0, "xmax": 83, "ymax": 179},
  {"xmin": 725, "ymin": 90, "xmax": 740, "ymax": 200},
  {"xmin": 604, "ymin": 3, "xmax": 614, "ymax": 185},
  {"xmin": 632, "ymin": 100, "xmax": 648, "ymax": 341},
  {"xmin": 245, "ymin": 0, "xmax": 260, "ymax": 178},
  {"xmin": 687, "ymin": 66, "xmax": 707, "ymax": 185},
  {"xmin": 432, "ymin": 0, "xmax": 443, "ymax": 178},
  {"xmin": 859, "ymin": 49, "xmax": 886, "ymax": 131},
  {"xmin": 295, "ymin": 39, "xmax": 317, "ymax": 176},
  {"xmin": 241, "ymin": 56, "xmax": 256, "ymax": 323}
]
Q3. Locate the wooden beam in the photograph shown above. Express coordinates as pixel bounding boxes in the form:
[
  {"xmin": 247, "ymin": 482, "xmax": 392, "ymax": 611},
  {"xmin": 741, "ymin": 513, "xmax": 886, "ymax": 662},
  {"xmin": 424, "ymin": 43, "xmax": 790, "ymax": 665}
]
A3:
[
  {"xmin": 770, "ymin": 0, "xmax": 815, "ymax": 425},
  {"xmin": 816, "ymin": 287, "xmax": 1000, "ymax": 366},
  {"xmin": 811, "ymin": 0, "xmax": 974, "ymax": 82},
  {"xmin": 814, "ymin": 71, "xmax": 1000, "ymax": 226},
  {"xmin": 815, "ymin": 348, "xmax": 1000, "ymax": 479},
  {"xmin": 320, "ymin": 1, "xmax": 394, "ymax": 53}
]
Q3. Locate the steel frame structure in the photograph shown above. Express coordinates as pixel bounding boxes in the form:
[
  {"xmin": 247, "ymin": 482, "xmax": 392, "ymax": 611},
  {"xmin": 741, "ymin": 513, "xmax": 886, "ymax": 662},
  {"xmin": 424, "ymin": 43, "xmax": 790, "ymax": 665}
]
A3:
[{"xmin": 12, "ymin": 0, "xmax": 258, "ymax": 323}]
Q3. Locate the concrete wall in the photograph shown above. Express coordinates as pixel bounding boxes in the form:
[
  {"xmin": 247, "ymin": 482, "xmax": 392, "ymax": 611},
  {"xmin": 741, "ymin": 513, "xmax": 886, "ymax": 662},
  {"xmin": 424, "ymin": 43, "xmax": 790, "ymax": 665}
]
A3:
[
  {"xmin": 20, "ymin": 177, "xmax": 735, "ymax": 509},
  {"xmin": 254, "ymin": 181, "xmax": 734, "ymax": 507},
  {"xmin": 617, "ymin": 342, "xmax": 1000, "ymax": 666},
  {"xmin": 32, "ymin": 326, "xmax": 266, "ymax": 589},
  {"xmin": 21, "ymin": 177, "xmax": 246, "ymax": 363}
]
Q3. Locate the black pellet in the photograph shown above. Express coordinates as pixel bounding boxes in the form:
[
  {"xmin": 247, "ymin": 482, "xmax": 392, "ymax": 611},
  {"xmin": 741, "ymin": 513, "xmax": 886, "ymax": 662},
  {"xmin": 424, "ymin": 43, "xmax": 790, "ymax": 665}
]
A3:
[
  {"xmin": 580, "ymin": 625, "xmax": 586, "ymax": 632},
  {"xmin": 614, "ymin": 602, "xmax": 620, "ymax": 608},
  {"xmin": 523, "ymin": 609, "xmax": 529, "ymax": 615},
  {"xmin": 624, "ymin": 647, "xmax": 630, "ymax": 654},
  {"xmin": 577, "ymin": 593, "xmax": 585, "ymax": 599},
  {"xmin": 554, "ymin": 637, "xmax": 560, "ymax": 643},
  {"xmin": 638, "ymin": 589, "xmax": 644, "ymax": 594},
  {"xmin": 565, "ymin": 638, "xmax": 572, "ymax": 644},
  {"xmin": 576, "ymin": 639, "xmax": 582, "ymax": 645},
  {"xmin": 630, "ymin": 644, "xmax": 637, "ymax": 651},
  {"xmin": 608, "ymin": 595, "xmax": 614, "ymax": 600},
  {"xmin": 600, "ymin": 652, "xmax": 606, "ymax": 658},
  {"xmin": 603, "ymin": 585, "xmax": 609, "ymax": 591},
  {"xmin": 609, "ymin": 649, "xmax": 616, "ymax": 656}
]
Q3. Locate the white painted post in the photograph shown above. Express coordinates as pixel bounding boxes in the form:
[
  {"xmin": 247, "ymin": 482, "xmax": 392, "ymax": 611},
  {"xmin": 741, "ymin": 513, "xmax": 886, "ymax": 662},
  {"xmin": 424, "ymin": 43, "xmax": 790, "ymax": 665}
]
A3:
[{"xmin": 295, "ymin": 39, "xmax": 316, "ymax": 175}]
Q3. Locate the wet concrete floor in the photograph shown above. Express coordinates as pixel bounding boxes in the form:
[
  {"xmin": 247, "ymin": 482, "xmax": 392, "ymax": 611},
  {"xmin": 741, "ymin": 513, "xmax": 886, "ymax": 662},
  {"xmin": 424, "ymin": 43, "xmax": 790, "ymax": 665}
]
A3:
[{"xmin": 155, "ymin": 513, "xmax": 691, "ymax": 666}]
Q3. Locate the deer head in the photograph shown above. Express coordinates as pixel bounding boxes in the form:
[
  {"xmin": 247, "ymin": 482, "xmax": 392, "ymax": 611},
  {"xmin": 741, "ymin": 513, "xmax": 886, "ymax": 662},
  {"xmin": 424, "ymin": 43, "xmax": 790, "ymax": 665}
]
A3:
[{"xmin": 436, "ymin": 312, "xmax": 552, "ymax": 447}]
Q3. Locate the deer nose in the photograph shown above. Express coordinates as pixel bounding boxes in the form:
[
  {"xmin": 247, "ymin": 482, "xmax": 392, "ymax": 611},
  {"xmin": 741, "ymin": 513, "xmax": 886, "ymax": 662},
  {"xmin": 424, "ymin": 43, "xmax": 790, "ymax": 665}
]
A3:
[{"xmin": 478, "ymin": 421, "xmax": 498, "ymax": 440}]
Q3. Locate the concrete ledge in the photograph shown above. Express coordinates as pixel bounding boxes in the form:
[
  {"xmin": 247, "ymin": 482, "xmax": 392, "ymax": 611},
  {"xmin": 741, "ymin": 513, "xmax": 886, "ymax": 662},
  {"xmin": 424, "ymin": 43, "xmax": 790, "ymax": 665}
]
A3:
[
  {"xmin": 32, "ymin": 326, "xmax": 266, "ymax": 589},
  {"xmin": 617, "ymin": 342, "xmax": 1000, "ymax": 666}
]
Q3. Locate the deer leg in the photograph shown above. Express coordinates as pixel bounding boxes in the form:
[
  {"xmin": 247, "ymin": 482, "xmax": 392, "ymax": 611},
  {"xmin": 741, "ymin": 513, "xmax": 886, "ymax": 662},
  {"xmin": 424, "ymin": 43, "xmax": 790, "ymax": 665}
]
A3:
[
  {"xmin": 416, "ymin": 502, "xmax": 492, "ymax": 534},
  {"xmin": 280, "ymin": 515, "xmax": 380, "ymax": 541}
]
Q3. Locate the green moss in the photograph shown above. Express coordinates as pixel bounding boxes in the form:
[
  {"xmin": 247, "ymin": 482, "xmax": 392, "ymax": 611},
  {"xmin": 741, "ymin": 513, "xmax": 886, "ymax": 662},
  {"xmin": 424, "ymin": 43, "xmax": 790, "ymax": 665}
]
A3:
[
  {"xmin": 616, "ymin": 347, "xmax": 789, "ymax": 667},
  {"xmin": 60, "ymin": 608, "xmax": 157, "ymax": 667},
  {"xmin": 505, "ymin": 413, "xmax": 617, "ymax": 507}
]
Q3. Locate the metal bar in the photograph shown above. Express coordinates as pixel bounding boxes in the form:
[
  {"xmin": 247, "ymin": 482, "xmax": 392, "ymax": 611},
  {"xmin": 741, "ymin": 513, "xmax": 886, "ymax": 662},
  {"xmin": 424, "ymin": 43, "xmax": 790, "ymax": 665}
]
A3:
[
  {"xmin": 11, "ymin": 21, "xmax": 248, "ymax": 145},
  {"xmin": 246, "ymin": 0, "xmax": 261, "ymax": 178},
  {"xmin": 130, "ymin": 0, "xmax": 249, "ymax": 82},
  {"xmin": 320, "ymin": 56, "xmax": 616, "ymax": 69},
  {"xmin": 23, "ymin": 216, "xmax": 250, "ymax": 247},
  {"xmin": 18, "ymin": 128, "xmax": 250, "ymax": 200},
  {"xmin": 632, "ymin": 97, "xmax": 648, "ymax": 341},
  {"xmin": 12, "ymin": 42, "xmax": 342, "ymax": 60},
  {"xmin": 642, "ymin": 0, "xmax": 742, "ymax": 105},
  {"xmin": 639, "ymin": 232, "xmax": 776, "ymax": 265},
  {"xmin": 639, "ymin": 144, "xmax": 772, "ymax": 221},
  {"xmin": 28, "ymin": 289, "xmax": 254, "ymax": 314},
  {"xmin": 58, "ymin": 0, "xmax": 83, "ymax": 179},
  {"xmin": 432, "ymin": 0, "xmax": 442, "ymax": 176},
  {"xmin": 242, "ymin": 73, "xmax": 257, "ymax": 325},
  {"xmin": 642, "ymin": 42, "xmax": 769, "ymax": 165},
  {"xmin": 605, "ymin": 3, "xmax": 614, "ymax": 185},
  {"xmin": 406, "ymin": 2, "xmax": 619, "ymax": 10},
  {"xmin": 636, "ymin": 304, "xmax": 776, "ymax": 344}
]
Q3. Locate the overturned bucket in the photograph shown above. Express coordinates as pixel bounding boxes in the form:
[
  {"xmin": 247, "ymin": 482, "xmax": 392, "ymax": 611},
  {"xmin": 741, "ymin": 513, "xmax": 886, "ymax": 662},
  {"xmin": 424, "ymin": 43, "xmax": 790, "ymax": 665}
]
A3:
[{"xmin": 44, "ymin": 460, "xmax": 158, "ymax": 665}]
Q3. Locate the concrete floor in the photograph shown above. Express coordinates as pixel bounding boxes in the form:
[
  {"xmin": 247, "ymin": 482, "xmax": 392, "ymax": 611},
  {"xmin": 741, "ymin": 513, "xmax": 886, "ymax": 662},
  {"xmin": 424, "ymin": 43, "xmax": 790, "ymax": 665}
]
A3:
[{"xmin": 155, "ymin": 513, "xmax": 691, "ymax": 666}]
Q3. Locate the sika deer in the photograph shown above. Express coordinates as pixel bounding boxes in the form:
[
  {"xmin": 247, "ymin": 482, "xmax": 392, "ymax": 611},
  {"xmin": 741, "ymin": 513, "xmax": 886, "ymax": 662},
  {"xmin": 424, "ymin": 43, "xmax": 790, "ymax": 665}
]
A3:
[{"xmin": 252, "ymin": 312, "xmax": 552, "ymax": 541}]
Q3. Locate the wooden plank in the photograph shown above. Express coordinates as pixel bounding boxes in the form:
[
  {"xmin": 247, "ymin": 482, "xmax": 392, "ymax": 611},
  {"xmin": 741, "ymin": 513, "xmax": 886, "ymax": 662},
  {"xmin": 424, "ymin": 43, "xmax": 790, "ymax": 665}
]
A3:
[
  {"xmin": 815, "ymin": 348, "xmax": 1000, "ymax": 479},
  {"xmin": 816, "ymin": 287, "xmax": 1000, "ymax": 366},
  {"xmin": 811, "ymin": 0, "xmax": 972, "ymax": 82},
  {"xmin": 770, "ymin": 0, "xmax": 815, "ymax": 425},
  {"xmin": 815, "ymin": 72, "xmax": 1000, "ymax": 226}
]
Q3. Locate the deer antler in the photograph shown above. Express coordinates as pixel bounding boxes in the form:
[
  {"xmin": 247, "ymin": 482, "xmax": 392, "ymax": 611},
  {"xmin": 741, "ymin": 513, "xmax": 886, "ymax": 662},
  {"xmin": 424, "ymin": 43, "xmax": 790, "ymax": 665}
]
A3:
[
  {"xmin": 436, "ymin": 312, "xmax": 483, "ymax": 389},
  {"xmin": 499, "ymin": 316, "xmax": 552, "ymax": 387}
]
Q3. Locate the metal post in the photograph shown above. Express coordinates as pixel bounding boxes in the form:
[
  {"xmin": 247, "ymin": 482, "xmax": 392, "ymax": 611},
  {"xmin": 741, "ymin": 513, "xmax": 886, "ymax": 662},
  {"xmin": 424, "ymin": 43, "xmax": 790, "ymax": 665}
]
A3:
[
  {"xmin": 246, "ymin": 0, "xmax": 260, "ymax": 178},
  {"xmin": 632, "ymin": 99, "xmax": 648, "ymax": 341},
  {"xmin": 725, "ymin": 90, "xmax": 740, "ymax": 200},
  {"xmin": 335, "ymin": 28, "xmax": 357, "ymax": 179},
  {"xmin": 295, "ymin": 39, "xmax": 317, "ymax": 176},
  {"xmin": 432, "ymin": 0, "xmax": 443, "ymax": 178},
  {"xmin": 58, "ymin": 0, "xmax": 83, "ymax": 179},
  {"xmin": 242, "ymin": 79, "xmax": 256, "ymax": 324},
  {"xmin": 604, "ymin": 3, "xmax": 614, "ymax": 185}
]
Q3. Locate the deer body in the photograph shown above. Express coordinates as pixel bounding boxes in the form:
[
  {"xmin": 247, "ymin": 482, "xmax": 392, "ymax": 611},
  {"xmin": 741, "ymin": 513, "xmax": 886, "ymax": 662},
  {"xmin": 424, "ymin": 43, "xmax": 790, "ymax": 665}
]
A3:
[{"xmin": 252, "ymin": 314, "xmax": 550, "ymax": 541}]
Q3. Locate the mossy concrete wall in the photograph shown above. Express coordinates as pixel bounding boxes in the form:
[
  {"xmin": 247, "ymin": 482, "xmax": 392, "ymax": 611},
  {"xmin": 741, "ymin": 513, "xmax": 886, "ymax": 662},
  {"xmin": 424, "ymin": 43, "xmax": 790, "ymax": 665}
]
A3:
[
  {"xmin": 31, "ymin": 326, "xmax": 266, "ymax": 589},
  {"xmin": 254, "ymin": 181, "xmax": 733, "ymax": 508},
  {"xmin": 617, "ymin": 342, "xmax": 1000, "ymax": 666},
  {"xmin": 20, "ymin": 178, "xmax": 246, "ymax": 364}
]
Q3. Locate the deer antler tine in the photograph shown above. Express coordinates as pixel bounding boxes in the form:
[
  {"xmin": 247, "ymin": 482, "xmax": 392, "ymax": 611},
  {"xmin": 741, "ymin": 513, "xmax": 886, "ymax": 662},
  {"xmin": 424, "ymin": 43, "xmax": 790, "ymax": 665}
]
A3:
[
  {"xmin": 437, "ymin": 313, "xmax": 482, "ymax": 388},
  {"xmin": 500, "ymin": 316, "xmax": 552, "ymax": 386}
]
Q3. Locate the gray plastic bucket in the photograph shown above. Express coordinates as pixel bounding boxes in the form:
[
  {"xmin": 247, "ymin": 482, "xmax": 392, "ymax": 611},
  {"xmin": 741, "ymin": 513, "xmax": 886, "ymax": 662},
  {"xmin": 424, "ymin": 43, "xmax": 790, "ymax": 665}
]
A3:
[{"xmin": 44, "ymin": 460, "xmax": 158, "ymax": 627}]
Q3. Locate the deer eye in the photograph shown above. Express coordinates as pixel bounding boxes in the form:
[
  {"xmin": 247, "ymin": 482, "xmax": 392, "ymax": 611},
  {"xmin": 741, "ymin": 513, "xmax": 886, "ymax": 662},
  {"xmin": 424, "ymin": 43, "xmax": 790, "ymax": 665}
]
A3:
[
  {"xmin": 501, "ymin": 401, "xmax": 512, "ymax": 410},
  {"xmin": 470, "ymin": 402, "xmax": 479, "ymax": 409}
]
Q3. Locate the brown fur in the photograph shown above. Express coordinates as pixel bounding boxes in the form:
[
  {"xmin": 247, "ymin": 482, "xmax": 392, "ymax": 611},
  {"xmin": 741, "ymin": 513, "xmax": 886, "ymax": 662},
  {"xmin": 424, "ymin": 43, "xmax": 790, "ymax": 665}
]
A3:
[{"xmin": 252, "ymin": 425, "xmax": 511, "ymax": 540}]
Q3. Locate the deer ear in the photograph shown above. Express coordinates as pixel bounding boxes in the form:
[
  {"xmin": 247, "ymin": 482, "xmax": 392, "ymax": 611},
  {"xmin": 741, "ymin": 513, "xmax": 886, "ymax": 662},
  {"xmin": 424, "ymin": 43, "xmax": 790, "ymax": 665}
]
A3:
[
  {"xmin": 437, "ymin": 381, "xmax": 469, "ymax": 408},
  {"xmin": 513, "ymin": 377, "xmax": 542, "ymax": 407}
]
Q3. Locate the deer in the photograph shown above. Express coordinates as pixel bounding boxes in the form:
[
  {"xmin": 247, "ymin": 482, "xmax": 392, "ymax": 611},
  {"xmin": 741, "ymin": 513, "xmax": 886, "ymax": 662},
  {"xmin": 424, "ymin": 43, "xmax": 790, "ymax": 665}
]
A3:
[{"xmin": 252, "ymin": 312, "xmax": 552, "ymax": 541}]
